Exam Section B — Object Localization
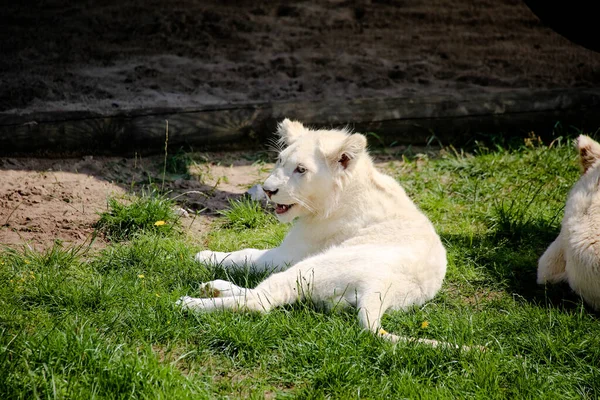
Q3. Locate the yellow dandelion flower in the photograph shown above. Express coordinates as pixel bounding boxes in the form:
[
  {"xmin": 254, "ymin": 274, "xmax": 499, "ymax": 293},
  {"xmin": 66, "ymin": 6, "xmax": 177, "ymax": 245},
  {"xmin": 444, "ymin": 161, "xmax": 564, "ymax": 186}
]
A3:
[
  {"xmin": 155, "ymin": 293, "xmax": 160, "ymax": 297},
  {"xmin": 137, "ymin": 274, "xmax": 145, "ymax": 279},
  {"xmin": 421, "ymin": 321, "xmax": 430, "ymax": 329},
  {"xmin": 154, "ymin": 220, "xmax": 166, "ymax": 226},
  {"xmin": 378, "ymin": 328, "xmax": 388, "ymax": 336},
  {"xmin": 9, "ymin": 279, "xmax": 13, "ymax": 283}
]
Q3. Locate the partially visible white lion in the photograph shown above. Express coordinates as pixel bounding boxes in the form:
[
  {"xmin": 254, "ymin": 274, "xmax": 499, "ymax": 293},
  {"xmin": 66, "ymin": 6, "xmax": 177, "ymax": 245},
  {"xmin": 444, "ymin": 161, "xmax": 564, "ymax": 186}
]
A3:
[
  {"xmin": 177, "ymin": 119, "xmax": 452, "ymax": 347},
  {"xmin": 538, "ymin": 134, "xmax": 600, "ymax": 310}
]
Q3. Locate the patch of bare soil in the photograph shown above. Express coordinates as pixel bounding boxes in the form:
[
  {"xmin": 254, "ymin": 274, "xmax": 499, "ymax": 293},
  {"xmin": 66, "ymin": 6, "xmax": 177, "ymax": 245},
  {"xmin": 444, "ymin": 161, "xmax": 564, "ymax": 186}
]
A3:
[{"xmin": 0, "ymin": 152, "xmax": 275, "ymax": 250}]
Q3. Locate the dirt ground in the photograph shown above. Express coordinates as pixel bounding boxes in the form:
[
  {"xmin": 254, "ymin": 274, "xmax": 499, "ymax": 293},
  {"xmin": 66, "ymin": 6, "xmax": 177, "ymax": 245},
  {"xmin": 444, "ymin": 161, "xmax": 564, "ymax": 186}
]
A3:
[
  {"xmin": 0, "ymin": 151, "xmax": 278, "ymax": 249},
  {"xmin": 1, "ymin": 0, "xmax": 599, "ymax": 249},
  {"xmin": 2, "ymin": 0, "xmax": 600, "ymax": 114}
]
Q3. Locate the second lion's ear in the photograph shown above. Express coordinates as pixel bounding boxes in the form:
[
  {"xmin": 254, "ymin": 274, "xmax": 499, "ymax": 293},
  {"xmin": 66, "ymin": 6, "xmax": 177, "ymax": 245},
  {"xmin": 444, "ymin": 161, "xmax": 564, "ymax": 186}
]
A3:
[
  {"xmin": 577, "ymin": 135, "xmax": 600, "ymax": 173},
  {"xmin": 332, "ymin": 134, "xmax": 367, "ymax": 170},
  {"xmin": 276, "ymin": 119, "xmax": 306, "ymax": 146}
]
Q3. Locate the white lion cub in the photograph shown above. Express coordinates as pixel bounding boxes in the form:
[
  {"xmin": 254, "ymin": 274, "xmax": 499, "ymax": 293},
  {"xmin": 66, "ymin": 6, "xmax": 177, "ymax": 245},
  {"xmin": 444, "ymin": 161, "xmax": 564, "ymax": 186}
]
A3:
[
  {"xmin": 538, "ymin": 135, "xmax": 600, "ymax": 310},
  {"xmin": 177, "ymin": 119, "xmax": 449, "ymax": 346}
]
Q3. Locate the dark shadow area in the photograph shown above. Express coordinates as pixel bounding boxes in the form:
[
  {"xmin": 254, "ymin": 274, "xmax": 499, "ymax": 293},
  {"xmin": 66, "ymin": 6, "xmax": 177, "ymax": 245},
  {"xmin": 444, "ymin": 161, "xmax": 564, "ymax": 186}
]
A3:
[
  {"xmin": 443, "ymin": 220, "xmax": 600, "ymax": 316},
  {"xmin": 2, "ymin": 0, "xmax": 600, "ymax": 115},
  {"xmin": 2, "ymin": 1, "xmax": 600, "ymax": 156},
  {"xmin": 523, "ymin": 0, "xmax": 600, "ymax": 53}
]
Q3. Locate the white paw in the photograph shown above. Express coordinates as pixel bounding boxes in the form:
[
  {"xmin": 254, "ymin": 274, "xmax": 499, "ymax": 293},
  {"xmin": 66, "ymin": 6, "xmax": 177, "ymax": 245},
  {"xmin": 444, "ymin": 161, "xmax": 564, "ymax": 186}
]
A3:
[
  {"xmin": 200, "ymin": 279, "xmax": 246, "ymax": 297},
  {"xmin": 195, "ymin": 250, "xmax": 226, "ymax": 264},
  {"xmin": 176, "ymin": 295, "xmax": 223, "ymax": 312},
  {"xmin": 175, "ymin": 295, "xmax": 194, "ymax": 309},
  {"xmin": 176, "ymin": 295, "xmax": 214, "ymax": 310}
]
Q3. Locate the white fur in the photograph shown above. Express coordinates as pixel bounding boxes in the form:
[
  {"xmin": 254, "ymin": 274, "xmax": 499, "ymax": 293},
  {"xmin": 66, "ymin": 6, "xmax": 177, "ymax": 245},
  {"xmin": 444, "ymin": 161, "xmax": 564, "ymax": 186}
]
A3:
[
  {"xmin": 178, "ymin": 119, "xmax": 464, "ymax": 348},
  {"xmin": 538, "ymin": 135, "xmax": 600, "ymax": 310}
]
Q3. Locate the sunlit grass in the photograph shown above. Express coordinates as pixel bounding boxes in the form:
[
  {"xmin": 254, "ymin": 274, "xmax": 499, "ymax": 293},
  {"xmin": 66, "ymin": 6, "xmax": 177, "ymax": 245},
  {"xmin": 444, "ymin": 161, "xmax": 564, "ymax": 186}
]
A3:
[{"xmin": 2, "ymin": 134, "xmax": 599, "ymax": 399}]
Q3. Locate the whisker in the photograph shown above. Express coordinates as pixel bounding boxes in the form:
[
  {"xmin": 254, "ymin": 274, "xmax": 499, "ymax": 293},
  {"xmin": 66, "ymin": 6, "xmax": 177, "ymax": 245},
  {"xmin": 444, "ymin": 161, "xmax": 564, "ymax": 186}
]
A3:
[
  {"xmin": 290, "ymin": 193, "xmax": 317, "ymax": 215},
  {"xmin": 266, "ymin": 145, "xmax": 280, "ymax": 155},
  {"xmin": 269, "ymin": 146, "xmax": 279, "ymax": 154},
  {"xmin": 266, "ymin": 138, "xmax": 284, "ymax": 156},
  {"xmin": 276, "ymin": 136, "xmax": 288, "ymax": 149},
  {"xmin": 290, "ymin": 193, "xmax": 312, "ymax": 210}
]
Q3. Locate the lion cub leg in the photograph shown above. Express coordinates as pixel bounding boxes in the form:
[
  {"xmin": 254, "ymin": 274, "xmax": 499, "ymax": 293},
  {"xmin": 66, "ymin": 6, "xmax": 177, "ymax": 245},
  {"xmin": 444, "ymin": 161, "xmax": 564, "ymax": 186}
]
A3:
[
  {"xmin": 195, "ymin": 247, "xmax": 295, "ymax": 272},
  {"xmin": 177, "ymin": 252, "xmax": 344, "ymax": 314},
  {"xmin": 176, "ymin": 270, "xmax": 301, "ymax": 313},
  {"xmin": 176, "ymin": 289, "xmax": 278, "ymax": 313},
  {"xmin": 537, "ymin": 232, "xmax": 567, "ymax": 284}
]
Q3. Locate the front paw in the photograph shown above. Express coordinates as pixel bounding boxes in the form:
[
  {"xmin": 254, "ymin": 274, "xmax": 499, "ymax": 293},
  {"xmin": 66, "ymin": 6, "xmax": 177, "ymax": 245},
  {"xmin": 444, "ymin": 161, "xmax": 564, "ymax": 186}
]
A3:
[
  {"xmin": 199, "ymin": 279, "xmax": 246, "ymax": 297},
  {"xmin": 176, "ymin": 295, "xmax": 219, "ymax": 311},
  {"xmin": 176, "ymin": 295, "xmax": 195, "ymax": 309},
  {"xmin": 195, "ymin": 250, "xmax": 227, "ymax": 264}
]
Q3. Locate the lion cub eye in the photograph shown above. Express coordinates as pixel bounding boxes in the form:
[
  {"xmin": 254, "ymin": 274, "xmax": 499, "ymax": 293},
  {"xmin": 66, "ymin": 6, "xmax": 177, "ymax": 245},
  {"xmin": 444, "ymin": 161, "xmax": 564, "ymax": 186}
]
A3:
[{"xmin": 294, "ymin": 165, "xmax": 307, "ymax": 174}]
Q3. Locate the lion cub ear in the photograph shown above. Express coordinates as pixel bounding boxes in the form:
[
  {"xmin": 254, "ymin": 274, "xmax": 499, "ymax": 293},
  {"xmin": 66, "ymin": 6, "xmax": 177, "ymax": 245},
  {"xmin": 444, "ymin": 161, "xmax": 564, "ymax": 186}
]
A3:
[
  {"xmin": 276, "ymin": 118, "xmax": 306, "ymax": 146},
  {"xmin": 577, "ymin": 135, "xmax": 600, "ymax": 173},
  {"xmin": 334, "ymin": 133, "xmax": 367, "ymax": 170}
]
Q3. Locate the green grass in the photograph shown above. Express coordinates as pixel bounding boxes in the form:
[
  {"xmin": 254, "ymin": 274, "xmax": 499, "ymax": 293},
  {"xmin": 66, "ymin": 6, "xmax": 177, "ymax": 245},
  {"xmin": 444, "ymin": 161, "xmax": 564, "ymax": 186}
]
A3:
[
  {"xmin": 2, "ymin": 135, "xmax": 600, "ymax": 399},
  {"xmin": 95, "ymin": 190, "xmax": 181, "ymax": 241},
  {"xmin": 218, "ymin": 198, "xmax": 278, "ymax": 231}
]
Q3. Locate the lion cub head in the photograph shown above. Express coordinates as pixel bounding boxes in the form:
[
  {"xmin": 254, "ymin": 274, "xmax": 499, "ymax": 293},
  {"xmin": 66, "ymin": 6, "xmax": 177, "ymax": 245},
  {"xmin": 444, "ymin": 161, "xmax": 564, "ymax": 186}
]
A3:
[{"xmin": 262, "ymin": 119, "xmax": 368, "ymax": 222}]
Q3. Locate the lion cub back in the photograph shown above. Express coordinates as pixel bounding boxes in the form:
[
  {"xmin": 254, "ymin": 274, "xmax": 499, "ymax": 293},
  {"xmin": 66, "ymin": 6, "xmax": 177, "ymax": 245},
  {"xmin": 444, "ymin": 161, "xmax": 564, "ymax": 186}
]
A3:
[{"xmin": 543, "ymin": 135, "xmax": 600, "ymax": 310}]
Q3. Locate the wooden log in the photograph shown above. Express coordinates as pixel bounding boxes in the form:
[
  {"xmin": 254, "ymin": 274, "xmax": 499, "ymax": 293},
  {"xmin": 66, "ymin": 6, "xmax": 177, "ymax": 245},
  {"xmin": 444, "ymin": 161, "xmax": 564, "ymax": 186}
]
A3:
[{"xmin": 1, "ymin": 88, "xmax": 599, "ymax": 157}]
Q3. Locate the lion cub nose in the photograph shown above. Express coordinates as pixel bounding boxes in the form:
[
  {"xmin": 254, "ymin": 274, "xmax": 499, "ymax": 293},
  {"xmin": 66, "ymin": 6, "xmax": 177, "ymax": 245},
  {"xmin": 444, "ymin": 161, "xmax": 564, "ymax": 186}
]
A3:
[{"xmin": 262, "ymin": 188, "xmax": 279, "ymax": 199}]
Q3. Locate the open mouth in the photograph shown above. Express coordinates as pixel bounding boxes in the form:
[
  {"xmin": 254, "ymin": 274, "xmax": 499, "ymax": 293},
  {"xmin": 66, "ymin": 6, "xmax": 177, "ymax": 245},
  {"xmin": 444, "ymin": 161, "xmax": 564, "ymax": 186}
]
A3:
[{"xmin": 275, "ymin": 203, "xmax": 295, "ymax": 214}]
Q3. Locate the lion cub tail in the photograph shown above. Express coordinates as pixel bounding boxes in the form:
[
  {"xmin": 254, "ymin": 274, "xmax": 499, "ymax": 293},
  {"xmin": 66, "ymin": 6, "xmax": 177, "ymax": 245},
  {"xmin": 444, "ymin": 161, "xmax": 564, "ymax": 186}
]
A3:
[{"xmin": 376, "ymin": 328, "xmax": 486, "ymax": 352}]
